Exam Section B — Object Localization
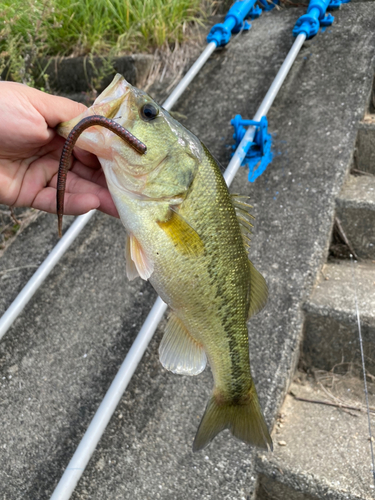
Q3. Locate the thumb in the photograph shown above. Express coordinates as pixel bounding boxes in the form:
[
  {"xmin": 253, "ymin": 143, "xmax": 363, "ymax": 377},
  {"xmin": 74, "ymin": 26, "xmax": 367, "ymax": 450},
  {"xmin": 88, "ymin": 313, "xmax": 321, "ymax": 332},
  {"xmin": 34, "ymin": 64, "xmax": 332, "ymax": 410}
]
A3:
[{"xmin": 12, "ymin": 82, "xmax": 87, "ymax": 128}]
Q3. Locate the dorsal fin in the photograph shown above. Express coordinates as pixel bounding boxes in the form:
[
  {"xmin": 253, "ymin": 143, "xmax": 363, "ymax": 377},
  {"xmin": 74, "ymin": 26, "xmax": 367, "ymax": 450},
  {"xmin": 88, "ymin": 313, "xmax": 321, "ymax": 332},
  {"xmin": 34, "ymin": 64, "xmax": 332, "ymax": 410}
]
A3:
[
  {"xmin": 231, "ymin": 196, "xmax": 268, "ymax": 316},
  {"xmin": 232, "ymin": 194, "xmax": 254, "ymax": 252},
  {"xmin": 231, "ymin": 194, "xmax": 254, "ymax": 213},
  {"xmin": 247, "ymin": 261, "xmax": 268, "ymax": 318}
]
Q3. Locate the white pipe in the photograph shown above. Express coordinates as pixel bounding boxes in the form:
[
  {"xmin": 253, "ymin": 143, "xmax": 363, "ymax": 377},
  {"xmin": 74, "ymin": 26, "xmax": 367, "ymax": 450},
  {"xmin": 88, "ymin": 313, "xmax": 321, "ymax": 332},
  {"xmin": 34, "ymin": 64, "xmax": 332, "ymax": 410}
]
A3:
[
  {"xmin": 46, "ymin": 26, "xmax": 311, "ymax": 500},
  {"xmin": 162, "ymin": 42, "xmax": 217, "ymax": 111},
  {"xmin": 50, "ymin": 297, "xmax": 167, "ymax": 500},
  {"xmin": 0, "ymin": 42, "xmax": 218, "ymax": 341},
  {"xmin": 0, "ymin": 210, "xmax": 95, "ymax": 341},
  {"xmin": 0, "ymin": 29, "xmax": 303, "ymax": 343},
  {"xmin": 224, "ymin": 33, "xmax": 306, "ymax": 185},
  {"xmin": 50, "ymin": 148, "xmax": 241, "ymax": 499},
  {"xmin": 49, "ymin": 33, "xmax": 307, "ymax": 499}
]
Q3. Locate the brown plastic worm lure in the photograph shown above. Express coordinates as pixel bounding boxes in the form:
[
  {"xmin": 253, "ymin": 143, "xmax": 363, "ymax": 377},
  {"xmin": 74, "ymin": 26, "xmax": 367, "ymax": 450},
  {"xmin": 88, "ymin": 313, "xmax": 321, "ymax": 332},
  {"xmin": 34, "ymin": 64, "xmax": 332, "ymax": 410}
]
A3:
[{"xmin": 56, "ymin": 115, "xmax": 147, "ymax": 238}]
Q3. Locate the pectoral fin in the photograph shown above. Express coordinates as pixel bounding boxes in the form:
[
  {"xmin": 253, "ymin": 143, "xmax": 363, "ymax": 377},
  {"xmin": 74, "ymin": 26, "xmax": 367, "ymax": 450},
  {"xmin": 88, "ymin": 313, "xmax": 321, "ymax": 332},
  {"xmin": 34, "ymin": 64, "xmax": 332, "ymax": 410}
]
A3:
[
  {"xmin": 126, "ymin": 233, "xmax": 154, "ymax": 281},
  {"xmin": 125, "ymin": 235, "xmax": 140, "ymax": 280},
  {"xmin": 157, "ymin": 209, "xmax": 204, "ymax": 257},
  {"xmin": 159, "ymin": 313, "xmax": 207, "ymax": 376}
]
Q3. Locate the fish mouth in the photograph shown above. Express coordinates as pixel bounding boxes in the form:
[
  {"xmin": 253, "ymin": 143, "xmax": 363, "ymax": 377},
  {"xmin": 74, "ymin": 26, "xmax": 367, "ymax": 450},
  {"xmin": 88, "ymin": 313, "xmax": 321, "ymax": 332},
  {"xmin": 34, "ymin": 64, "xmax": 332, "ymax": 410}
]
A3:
[{"xmin": 56, "ymin": 75, "xmax": 138, "ymax": 154}]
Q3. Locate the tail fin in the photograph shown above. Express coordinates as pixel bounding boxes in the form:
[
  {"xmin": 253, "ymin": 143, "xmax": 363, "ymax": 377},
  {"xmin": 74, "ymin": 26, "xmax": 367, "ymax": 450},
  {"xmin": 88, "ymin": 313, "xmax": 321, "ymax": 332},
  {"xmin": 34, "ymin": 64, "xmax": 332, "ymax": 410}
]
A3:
[{"xmin": 192, "ymin": 392, "xmax": 273, "ymax": 452}]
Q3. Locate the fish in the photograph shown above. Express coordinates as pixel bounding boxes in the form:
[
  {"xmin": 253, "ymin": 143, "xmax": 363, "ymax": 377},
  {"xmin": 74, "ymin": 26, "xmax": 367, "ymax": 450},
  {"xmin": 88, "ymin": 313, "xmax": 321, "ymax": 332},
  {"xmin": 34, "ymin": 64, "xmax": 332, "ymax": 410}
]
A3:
[{"xmin": 57, "ymin": 74, "xmax": 272, "ymax": 452}]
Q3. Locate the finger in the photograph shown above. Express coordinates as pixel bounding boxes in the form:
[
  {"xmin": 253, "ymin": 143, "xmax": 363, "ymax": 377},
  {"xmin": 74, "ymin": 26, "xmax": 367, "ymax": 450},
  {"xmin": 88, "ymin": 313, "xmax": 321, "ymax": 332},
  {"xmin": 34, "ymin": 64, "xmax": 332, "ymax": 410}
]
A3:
[
  {"xmin": 34, "ymin": 136, "xmax": 102, "ymax": 171},
  {"xmin": 73, "ymin": 146, "xmax": 101, "ymax": 169},
  {"xmin": 12, "ymin": 83, "xmax": 87, "ymax": 128},
  {"xmin": 0, "ymin": 83, "xmax": 86, "ymax": 158},
  {"xmin": 8, "ymin": 153, "xmax": 117, "ymax": 217},
  {"xmin": 70, "ymin": 161, "xmax": 108, "ymax": 188},
  {"xmin": 55, "ymin": 172, "xmax": 119, "ymax": 218},
  {"xmin": 31, "ymin": 184, "xmax": 119, "ymax": 218},
  {"xmin": 32, "ymin": 136, "xmax": 102, "ymax": 171},
  {"xmin": 37, "ymin": 152, "xmax": 109, "ymax": 190},
  {"xmin": 48, "ymin": 168, "xmax": 119, "ymax": 218},
  {"xmin": 32, "ymin": 187, "xmax": 101, "ymax": 215}
]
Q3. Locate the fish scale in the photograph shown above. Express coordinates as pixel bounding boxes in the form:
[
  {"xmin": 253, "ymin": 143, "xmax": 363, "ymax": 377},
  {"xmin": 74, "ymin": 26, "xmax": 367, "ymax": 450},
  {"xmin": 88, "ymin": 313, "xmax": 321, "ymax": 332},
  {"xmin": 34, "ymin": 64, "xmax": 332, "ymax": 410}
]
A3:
[
  {"xmin": 167, "ymin": 147, "xmax": 251, "ymax": 394},
  {"xmin": 57, "ymin": 74, "xmax": 272, "ymax": 452}
]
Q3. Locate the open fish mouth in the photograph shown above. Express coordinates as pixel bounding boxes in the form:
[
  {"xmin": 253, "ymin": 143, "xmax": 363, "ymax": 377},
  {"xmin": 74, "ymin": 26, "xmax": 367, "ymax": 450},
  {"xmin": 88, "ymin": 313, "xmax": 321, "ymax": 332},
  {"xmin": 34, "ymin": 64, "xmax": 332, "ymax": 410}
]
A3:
[{"xmin": 56, "ymin": 76, "xmax": 136, "ymax": 155}]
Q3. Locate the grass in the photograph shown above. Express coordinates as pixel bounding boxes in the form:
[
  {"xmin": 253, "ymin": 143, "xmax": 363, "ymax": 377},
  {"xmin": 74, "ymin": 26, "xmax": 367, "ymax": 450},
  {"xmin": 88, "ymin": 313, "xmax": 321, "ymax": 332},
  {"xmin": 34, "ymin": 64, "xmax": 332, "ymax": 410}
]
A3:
[
  {"xmin": 0, "ymin": 0, "xmax": 210, "ymax": 86},
  {"xmin": 0, "ymin": 0, "xmax": 210, "ymax": 248}
]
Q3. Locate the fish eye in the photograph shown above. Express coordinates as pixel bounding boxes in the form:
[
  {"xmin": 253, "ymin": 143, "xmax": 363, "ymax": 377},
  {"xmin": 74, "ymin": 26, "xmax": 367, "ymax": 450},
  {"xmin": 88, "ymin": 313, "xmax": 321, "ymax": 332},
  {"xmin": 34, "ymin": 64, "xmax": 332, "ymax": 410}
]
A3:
[{"xmin": 140, "ymin": 103, "xmax": 159, "ymax": 121}]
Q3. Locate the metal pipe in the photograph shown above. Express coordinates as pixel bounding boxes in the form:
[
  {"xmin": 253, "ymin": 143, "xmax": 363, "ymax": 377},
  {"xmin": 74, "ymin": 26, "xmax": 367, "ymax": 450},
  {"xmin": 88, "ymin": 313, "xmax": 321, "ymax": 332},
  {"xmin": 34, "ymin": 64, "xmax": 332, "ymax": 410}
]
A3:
[
  {"xmin": 0, "ymin": 34, "xmax": 218, "ymax": 341},
  {"xmin": 162, "ymin": 42, "xmax": 217, "ymax": 111},
  {"xmin": 0, "ymin": 0, "xmax": 261, "ymax": 341},
  {"xmin": 0, "ymin": 210, "xmax": 95, "ymax": 341},
  {"xmin": 50, "ymin": 28, "xmax": 309, "ymax": 500},
  {"xmin": 50, "ymin": 297, "xmax": 168, "ymax": 500},
  {"xmin": 163, "ymin": 0, "xmax": 260, "ymax": 110},
  {"xmin": 224, "ymin": 33, "xmax": 306, "ymax": 185}
]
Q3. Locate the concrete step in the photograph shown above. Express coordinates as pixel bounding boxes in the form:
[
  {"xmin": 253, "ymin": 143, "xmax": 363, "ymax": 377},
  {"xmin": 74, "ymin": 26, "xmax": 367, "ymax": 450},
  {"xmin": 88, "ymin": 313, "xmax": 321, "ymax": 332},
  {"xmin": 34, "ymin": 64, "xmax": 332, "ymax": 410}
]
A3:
[
  {"xmin": 254, "ymin": 44, "xmax": 375, "ymax": 500},
  {"xmin": 335, "ymin": 174, "xmax": 375, "ymax": 259},
  {"xmin": 1, "ymin": 4, "xmax": 375, "ymax": 499},
  {"xmin": 302, "ymin": 260, "xmax": 375, "ymax": 374},
  {"xmin": 354, "ymin": 122, "xmax": 375, "ymax": 176},
  {"xmin": 255, "ymin": 373, "xmax": 375, "ymax": 500},
  {"xmin": 256, "ymin": 112, "xmax": 375, "ymax": 499}
]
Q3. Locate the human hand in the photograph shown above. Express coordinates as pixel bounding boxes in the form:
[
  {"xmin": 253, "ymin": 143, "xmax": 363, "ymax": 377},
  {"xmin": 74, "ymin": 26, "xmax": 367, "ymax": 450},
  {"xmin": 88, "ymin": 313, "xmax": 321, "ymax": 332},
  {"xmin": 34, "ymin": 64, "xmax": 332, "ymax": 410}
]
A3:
[{"xmin": 0, "ymin": 82, "xmax": 119, "ymax": 218}]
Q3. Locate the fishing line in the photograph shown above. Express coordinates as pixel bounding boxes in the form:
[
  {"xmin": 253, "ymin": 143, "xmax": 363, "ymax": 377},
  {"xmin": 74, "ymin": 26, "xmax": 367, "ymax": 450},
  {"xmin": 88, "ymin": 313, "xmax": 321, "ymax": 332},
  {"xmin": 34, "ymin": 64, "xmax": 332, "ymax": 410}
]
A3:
[{"xmin": 350, "ymin": 254, "xmax": 375, "ymax": 489}]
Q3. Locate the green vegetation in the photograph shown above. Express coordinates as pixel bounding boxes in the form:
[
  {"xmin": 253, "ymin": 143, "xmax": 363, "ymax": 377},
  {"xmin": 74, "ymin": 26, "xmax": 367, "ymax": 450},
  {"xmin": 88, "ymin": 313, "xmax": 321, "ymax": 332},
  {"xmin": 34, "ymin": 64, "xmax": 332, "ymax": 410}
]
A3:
[{"xmin": 0, "ymin": 0, "xmax": 208, "ymax": 86}]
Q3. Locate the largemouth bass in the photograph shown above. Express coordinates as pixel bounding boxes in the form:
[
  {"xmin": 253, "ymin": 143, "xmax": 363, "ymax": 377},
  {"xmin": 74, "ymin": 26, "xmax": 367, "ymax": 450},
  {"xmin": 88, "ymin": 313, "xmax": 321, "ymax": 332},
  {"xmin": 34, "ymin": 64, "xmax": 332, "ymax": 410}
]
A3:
[{"xmin": 58, "ymin": 74, "xmax": 272, "ymax": 451}]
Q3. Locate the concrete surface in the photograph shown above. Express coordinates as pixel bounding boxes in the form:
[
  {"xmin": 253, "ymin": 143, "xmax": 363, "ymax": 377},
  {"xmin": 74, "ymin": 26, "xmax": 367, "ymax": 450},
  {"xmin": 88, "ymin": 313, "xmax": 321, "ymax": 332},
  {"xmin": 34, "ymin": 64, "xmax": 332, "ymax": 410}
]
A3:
[
  {"xmin": 1, "ymin": 3, "xmax": 375, "ymax": 499},
  {"xmin": 253, "ymin": 4, "xmax": 375, "ymax": 497},
  {"xmin": 355, "ymin": 123, "xmax": 375, "ymax": 175},
  {"xmin": 38, "ymin": 54, "xmax": 154, "ymax": 93},
  {"xmin": 336, "ymin": 175, "xmax": 375, "ymax": 259},
  {"xmin": 303, "ymin": 261, "xmax": 375, "ymax": 373},
  {"xmin": 256, "ymin": 375, "xmax": 375, "ymax": 500},
  {"xmin": 1, "ymin": 55, "xmax": 154, "ymax": 95},
  {"xmin": 0, "ymin": 212, "xmax": 75, "ymax": 313}
]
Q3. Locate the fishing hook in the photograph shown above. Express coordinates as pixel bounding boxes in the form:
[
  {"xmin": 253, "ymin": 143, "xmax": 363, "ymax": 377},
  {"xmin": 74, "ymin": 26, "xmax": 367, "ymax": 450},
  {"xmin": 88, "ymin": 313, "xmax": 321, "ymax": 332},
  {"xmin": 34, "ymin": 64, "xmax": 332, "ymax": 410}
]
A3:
[{"xmin": 56, "ymin": 115, "xmax": 147, "ymax": 237}]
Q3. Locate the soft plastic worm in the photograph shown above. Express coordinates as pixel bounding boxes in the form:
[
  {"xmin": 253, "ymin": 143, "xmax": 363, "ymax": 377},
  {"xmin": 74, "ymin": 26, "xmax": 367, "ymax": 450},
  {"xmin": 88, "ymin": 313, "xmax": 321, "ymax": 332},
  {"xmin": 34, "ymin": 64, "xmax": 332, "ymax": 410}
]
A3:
[{"xmin": 57, "ymin": 115, "xmax": 147, "ymax": 237}]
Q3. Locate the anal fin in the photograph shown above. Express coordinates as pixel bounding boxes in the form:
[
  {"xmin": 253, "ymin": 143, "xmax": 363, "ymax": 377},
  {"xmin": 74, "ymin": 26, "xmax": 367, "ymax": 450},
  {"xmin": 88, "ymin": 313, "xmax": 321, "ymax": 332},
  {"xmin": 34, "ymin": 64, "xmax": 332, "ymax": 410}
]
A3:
[{"xmin": 159, "ymin": 313, "xmax": 207, "ymax": 376}]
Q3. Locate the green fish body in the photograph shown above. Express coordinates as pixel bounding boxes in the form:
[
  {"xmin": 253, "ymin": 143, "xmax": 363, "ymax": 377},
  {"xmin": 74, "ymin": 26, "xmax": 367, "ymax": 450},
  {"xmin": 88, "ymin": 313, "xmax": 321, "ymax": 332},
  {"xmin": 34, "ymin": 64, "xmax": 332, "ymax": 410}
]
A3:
[{"xmin": 58, "ymin": 74, "xmax": 272, "ymax": 451}]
